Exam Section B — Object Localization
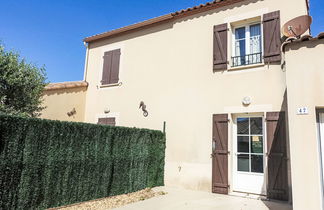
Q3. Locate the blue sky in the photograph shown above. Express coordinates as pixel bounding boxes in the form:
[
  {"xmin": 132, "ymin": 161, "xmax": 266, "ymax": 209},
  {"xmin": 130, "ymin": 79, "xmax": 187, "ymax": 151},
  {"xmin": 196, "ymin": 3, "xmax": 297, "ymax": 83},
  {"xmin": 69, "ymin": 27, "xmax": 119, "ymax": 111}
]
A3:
[{"xmin": 0, "ymin": 0, "xmax": 323, "ymax": 83}]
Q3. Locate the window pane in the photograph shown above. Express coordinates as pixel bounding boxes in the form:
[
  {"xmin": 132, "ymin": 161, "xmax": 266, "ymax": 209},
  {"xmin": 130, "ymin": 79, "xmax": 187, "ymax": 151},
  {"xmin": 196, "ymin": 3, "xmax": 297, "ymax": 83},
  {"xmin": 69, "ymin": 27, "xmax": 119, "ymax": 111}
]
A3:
[
  {"xmin": 251, "ymin": 136, "xmax": 263, "ymax": 153},
  {"xmin": 238, "ymin": 136, "xmax": 249, "ymax": 152},
  {"xmin": 250, "ymin": 117, "xmax": 262, "ymax": 135},
  {"xmin": 235, "ymin": 27, "xmax": 246, "ymax": 39},
  {"xmin": 236, "ymin": 40, "xmax": 246, "ymax": 56},
  {"xmin": 238, "ymin": 154, "xmax": 249, "ymax": 172},
  {"xmin": 237, "ymin": 118, "xmax": 249, "ymax": 134},
  {"xmin": 251, "ymin": 155, "xmax": 263, "ymax": 173},
  {"xmin": 250, "ymin": 24, "xmax": 261, "ymax": 37},
  {"xmin": 250, "ymin": 24, "xmax": 261, "ymax": 55},
  {"xmin": 235, "ymin": 27, "xmax": 246, "ymax": 64}
]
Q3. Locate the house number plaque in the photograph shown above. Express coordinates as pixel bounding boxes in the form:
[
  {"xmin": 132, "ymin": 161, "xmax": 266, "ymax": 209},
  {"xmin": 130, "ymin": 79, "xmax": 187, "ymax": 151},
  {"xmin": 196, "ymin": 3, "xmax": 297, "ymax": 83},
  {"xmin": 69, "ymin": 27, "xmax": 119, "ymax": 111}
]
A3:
[{"xmin": 297, "ymin": 107, "xmax": 309, "ymax": 115}]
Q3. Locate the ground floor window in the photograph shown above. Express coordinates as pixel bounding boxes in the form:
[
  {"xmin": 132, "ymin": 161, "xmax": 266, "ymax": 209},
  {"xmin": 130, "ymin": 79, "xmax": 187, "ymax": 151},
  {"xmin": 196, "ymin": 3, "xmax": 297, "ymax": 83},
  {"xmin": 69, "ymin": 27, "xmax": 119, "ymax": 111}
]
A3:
[{"xmin": 97, "ymin": 117, "xmax": 116, "ymax": 126}]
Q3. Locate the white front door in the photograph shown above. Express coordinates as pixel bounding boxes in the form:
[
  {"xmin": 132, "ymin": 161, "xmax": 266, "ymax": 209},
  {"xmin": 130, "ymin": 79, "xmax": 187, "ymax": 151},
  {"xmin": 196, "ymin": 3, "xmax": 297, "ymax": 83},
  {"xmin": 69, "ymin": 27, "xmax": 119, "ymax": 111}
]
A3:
[{"xmin": 233, "ymin": 116, "xmax": 266, "ymax": 195}]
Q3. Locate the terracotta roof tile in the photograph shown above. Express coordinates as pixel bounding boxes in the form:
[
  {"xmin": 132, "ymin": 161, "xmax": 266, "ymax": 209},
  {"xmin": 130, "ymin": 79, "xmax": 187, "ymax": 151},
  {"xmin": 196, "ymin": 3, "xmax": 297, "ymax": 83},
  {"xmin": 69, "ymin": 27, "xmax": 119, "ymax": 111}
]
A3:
[
  {"xmin": 45, "ymin": 81, "xmax": 88, "ymax": 91},
  {"xmin": 318, "ymin": 32, "xmax": 324, "ymax": 39},
  {"xmin": 84, "ymin": 0, "xmax": 247, "ymax": 43},
  {"xmin": 282, "ymin": 32, "xmax": 324, "ymax": 49}
]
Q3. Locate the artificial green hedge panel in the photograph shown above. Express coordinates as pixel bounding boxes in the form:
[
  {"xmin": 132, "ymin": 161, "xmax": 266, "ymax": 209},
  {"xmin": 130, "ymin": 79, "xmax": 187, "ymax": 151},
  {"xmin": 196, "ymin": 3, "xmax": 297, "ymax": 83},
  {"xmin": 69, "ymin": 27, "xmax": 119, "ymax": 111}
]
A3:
[{"xmin": 0, "ymin": 115, "xmax": 165, "ymax": 209}]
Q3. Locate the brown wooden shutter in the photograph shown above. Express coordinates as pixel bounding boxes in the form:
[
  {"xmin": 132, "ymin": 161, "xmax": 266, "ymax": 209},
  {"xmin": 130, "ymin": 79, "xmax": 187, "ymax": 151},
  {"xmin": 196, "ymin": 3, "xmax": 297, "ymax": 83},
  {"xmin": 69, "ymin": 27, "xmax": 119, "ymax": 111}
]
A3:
[
  {"xmin": 97, "ymin": 118, "xmax": 106, "ymax": 125},
  {"xmin": 212, "ymin": 114, "xmax": 229, "ymax": 194},
  {"xmin": 266, "ymin": 112, "xmax": 288, "ymax": 201},
  {"xmin": 101, "ymin": 51, "xmax": 113, "ymax": 85},
  {"xmin": 263, "ymin": 11, "xmax": 281, "ymax": 63},
  {"xmin": 110, "ymin": 49, "xmax": 121, "ymax": 84},
  {"xmin": 101, "ymin": 49, "xmax": 120, "ymax": 85},
  {"xmin": 213, "ymin": 23, "xmax": 228, "ymax": 71},
  {"xmin": 97, "ymin": 117, "xmax": 116, "ymax": 126}
]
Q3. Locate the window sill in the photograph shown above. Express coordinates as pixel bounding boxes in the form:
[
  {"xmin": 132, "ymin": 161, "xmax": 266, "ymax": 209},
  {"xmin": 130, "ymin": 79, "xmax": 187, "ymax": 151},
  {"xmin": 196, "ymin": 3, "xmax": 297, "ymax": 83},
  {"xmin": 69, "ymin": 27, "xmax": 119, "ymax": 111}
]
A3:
[
  {"xmin": 99, "ymin": 82, "xmax": 122, "ymax": 88},
  {"xmin": 228, "ymin": 63, "xmax": 265, "ymax": 71}
]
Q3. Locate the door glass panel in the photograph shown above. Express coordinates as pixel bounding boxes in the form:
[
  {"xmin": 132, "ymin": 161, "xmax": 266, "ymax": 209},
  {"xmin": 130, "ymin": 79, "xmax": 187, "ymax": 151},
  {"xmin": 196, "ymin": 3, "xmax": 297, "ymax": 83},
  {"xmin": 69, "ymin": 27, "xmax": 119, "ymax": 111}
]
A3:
[
  {"xmin": 237, "ymin": 118, "xmax": 249, "ymax": 134},
  {"xmin": 251, "ymin": 136, "xmax": 263, "ymax": 153},
  {"xmin": 251, "ymin": 155, "xmax": 263, "ymax": 173},
  {"xmin": 238, "ymin": 154, "xmax": 249, "ymax": 172},
  {"xmin": 250, "ymin": 117, "xmax": 262, "ymax": 135},
  {"xmin": 236, "ymin": 116, "xmax": 264, "ymax": 174},
  {"xmin": 238, "ymin": 136, "xmax": 249, "ymax": 152}
]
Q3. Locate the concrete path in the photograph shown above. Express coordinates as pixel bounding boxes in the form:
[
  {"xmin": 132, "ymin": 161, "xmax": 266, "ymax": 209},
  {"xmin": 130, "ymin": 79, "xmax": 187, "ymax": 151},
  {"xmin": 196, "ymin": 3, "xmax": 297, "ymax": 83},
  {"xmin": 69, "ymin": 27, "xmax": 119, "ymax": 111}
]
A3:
[{"xmin": 113, "ymin": 187, "xmax": 292, "ymax": 210}]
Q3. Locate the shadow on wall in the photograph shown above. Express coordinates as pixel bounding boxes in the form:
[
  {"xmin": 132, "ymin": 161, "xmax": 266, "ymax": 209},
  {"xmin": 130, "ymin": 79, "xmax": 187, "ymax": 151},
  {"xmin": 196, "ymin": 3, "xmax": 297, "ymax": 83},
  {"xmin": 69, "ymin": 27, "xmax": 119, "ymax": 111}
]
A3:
[
  {"xmin": 262, "ymin": 89, "xmax": 292, "ymax": 208},
  {"xmin": 285, "ymin": 37, "xmax": 323, "ymax": 51}
]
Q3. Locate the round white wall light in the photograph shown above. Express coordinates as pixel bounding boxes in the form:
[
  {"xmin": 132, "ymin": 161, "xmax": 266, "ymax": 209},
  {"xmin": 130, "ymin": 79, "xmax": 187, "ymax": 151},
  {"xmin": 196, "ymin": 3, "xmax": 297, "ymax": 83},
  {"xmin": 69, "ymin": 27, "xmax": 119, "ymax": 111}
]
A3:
[{"xmin": 242, "ymin": 96, "xmax": 251, "ymax": 106}]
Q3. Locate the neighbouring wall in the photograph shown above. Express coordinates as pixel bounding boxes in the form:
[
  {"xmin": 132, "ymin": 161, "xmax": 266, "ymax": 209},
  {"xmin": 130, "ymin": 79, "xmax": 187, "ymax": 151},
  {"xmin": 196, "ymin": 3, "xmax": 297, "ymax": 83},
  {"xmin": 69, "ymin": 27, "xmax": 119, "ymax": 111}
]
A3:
[
  {"xmin": 285, "ymin": 38, "xmax": 324, "ymax": 210},
  {"xmin": 41, "ymin": 86, "xmax": 87, "ymax": 122}
]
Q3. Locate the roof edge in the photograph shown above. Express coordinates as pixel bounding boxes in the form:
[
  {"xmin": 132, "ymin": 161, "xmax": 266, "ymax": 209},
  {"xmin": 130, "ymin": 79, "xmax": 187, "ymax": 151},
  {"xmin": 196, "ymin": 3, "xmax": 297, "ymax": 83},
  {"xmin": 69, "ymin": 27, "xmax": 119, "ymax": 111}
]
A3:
[
  {"xmin": 282, "ymin": 32, "xmax": 324, "ymax": 50},
  {"xmin": 44, "ymin": 81, "xmax": 88, "ymax": 91},
  {"xmin": 84, "ymin": 0, "xmax": 247, "ymax": 43},
  {"xmin": 84, "ymin": 14, "xmax": 173, "ymax": 43}
]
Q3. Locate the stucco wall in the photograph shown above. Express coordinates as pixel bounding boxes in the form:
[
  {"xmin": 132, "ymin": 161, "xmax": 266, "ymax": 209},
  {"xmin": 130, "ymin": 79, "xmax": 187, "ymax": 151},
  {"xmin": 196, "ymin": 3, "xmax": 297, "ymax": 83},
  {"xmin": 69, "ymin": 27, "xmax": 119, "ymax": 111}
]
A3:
[
  {"xmin": 84, "ymin": 0, "xmax": 307, "ymax": 194},
  {"xmin": 285, "ymin": 39, "xmax": 324, "ymax": 210},
  {"xmin": 41, "ymin": 87, "xmax": 87, "ymax": 122}
]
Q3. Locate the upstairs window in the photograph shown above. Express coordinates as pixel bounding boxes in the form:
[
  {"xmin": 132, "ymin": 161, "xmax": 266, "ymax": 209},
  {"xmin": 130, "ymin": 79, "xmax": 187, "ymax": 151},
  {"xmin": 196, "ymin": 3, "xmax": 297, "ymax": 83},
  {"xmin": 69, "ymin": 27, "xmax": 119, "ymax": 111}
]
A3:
[
  {"xmin": 213, "ymin": 11, "xmax": 281, "ymax": 71},
  {"xmin": 101, "ymin": 49, "xmax": 121, "ymax": 86},
  {"xmin": 232, "ymin": 23, "xmax": 262, "ymax": 67}
]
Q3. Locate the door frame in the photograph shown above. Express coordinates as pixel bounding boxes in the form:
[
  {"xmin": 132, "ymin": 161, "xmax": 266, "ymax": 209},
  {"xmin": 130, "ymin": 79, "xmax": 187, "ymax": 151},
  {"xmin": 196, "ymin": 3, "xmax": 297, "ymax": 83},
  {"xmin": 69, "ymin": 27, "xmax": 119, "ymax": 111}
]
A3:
[
  {"xmin": 231, "ymin": 112, "xmax": 267, "ymax": 195},
  {"xmin": 316, "ymin": 109, "xmax": 324, "ymax": 210}
]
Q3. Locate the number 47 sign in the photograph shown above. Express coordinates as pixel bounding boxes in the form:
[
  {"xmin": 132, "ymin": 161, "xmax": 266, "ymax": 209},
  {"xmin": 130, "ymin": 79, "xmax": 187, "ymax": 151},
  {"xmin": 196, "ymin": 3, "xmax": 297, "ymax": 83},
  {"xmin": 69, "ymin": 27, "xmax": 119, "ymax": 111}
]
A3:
[{"xmin": 297, "ymin": 107, "xmax": 309, "ymax": 115}]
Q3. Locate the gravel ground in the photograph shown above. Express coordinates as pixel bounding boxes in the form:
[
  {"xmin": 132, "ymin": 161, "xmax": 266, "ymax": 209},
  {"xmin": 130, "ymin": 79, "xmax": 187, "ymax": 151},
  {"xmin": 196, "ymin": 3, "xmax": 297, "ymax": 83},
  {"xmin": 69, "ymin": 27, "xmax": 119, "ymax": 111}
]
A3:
[{"xmin": 49, "ymin": 188, "xmax": 166, "ymax": 210}]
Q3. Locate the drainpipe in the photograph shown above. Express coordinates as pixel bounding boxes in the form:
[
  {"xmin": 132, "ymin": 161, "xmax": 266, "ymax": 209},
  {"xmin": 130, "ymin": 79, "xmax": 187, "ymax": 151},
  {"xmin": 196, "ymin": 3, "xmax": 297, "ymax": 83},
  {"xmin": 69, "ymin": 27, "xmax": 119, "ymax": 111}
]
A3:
[
  {"xmin": 83, "ymin": 42, "xmax": 89, "ymax": 82},
  {"xmin": 82, "ymin": 42, "xmax": 90, "ymax": 123}
]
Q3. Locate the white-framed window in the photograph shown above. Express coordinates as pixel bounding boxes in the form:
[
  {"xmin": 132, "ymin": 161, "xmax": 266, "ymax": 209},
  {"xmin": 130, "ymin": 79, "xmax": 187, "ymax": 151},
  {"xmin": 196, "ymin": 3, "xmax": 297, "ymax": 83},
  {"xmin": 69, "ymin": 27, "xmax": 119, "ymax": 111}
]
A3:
[{"xmin": 232, "ymin": 23, "xmax": 262, "ymax": 67}]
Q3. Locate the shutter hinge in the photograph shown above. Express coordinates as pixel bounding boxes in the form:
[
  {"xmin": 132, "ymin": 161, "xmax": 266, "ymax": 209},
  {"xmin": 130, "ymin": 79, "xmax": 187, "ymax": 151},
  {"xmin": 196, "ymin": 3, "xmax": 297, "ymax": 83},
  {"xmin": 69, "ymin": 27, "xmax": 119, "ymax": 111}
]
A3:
[
  {"xmin": 269, "ymin": 189, "xmax": 286, "ymax": 194},
  {"xmin": 212, "ymin": 151, "xmax": 230, "ymax": 155},
  {"xmin": 213, "ymin": 183, "xmax": 230, "ymax": 188}
]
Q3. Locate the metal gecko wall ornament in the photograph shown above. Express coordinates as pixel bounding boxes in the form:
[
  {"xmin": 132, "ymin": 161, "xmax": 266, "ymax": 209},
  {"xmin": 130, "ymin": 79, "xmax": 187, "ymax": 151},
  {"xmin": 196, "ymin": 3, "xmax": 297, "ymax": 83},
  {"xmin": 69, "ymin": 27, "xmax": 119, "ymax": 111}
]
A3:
[
  {"xmin": 139, "ymin": 101, "xmax": 148, "ymax": 117},
  {"xmin": 67, "ymin": 108, "xmax": 76, "ymax": 117}
]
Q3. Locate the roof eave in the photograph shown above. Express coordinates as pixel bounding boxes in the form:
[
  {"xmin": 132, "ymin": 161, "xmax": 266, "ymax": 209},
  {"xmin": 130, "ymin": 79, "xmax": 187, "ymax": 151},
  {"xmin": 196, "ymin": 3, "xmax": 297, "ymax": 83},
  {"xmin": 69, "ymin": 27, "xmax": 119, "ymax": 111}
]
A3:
[
  {"xmin": 83, "ymin": 14, "xmax": 173, "ymax": 43},
  {"xmin": 282, "ymin": 32, "xmax": 324, "ymax": 50},
  {"xmin": 44, "ymin": 81, "xmax": 89, "ymax": 91},
  {"xmin": 84, "ymin": 0, "xmax": 248, "ymax": 43}
]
